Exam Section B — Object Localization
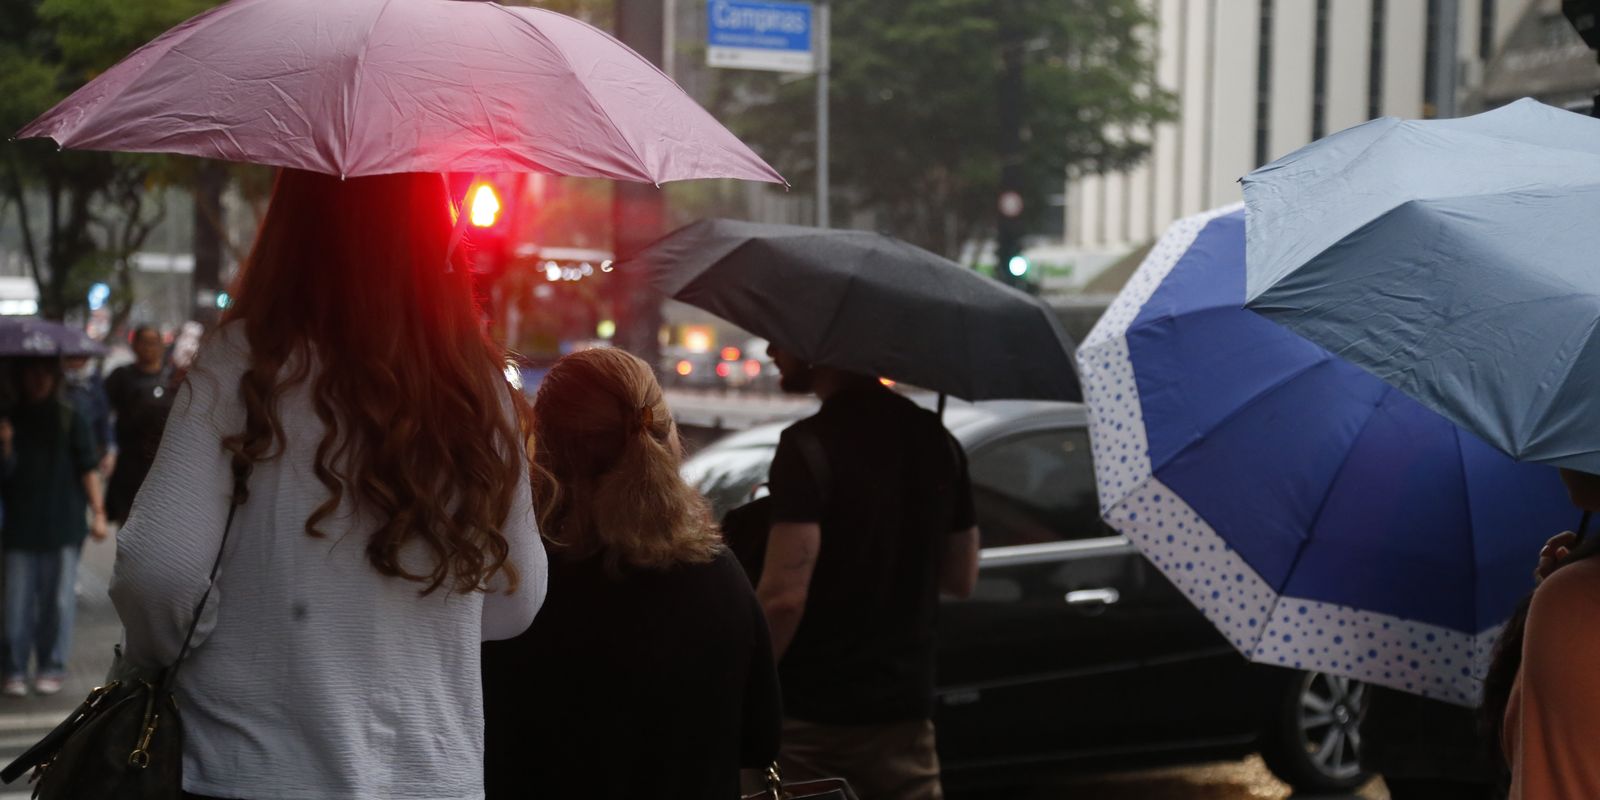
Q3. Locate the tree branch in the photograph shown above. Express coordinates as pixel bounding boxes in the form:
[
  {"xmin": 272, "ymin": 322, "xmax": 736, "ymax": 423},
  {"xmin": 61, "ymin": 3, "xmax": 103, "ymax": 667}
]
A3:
[
  {"xmin": 2, "ymin": 150, "xmax": 45, "ymax": 293},
  {"xmin": 193, "ymin": 183, "xmax": 250, "ymax": 265}
]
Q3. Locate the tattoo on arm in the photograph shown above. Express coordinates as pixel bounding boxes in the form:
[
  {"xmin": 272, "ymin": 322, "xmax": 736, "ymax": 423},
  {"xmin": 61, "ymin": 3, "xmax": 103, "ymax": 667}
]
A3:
[{"xmin": 779, "ymin": 537, "xmax": 817, "ymax": 570}]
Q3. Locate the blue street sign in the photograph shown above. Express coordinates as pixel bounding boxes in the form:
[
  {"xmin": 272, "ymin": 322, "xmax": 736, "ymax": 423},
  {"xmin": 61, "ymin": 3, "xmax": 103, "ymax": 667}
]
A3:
[{"xmin": 706, "ymin": 0, "xmax": 815, "ymax": 74}]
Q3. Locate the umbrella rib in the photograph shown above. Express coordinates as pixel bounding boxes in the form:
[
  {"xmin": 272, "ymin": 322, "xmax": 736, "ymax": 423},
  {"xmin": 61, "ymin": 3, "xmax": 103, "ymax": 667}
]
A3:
[
  {"xmin": 1276, "ymin": 388, "xmax": 1390, "ymax": 597},
  {"xmin": 1522, "ymin": 313, "xmax": 1600, "ymax": 461},
  {"xmin": 806, "ymin": 258, "xmax": 862, "ymax": 373},
  {"xmin": 340, "ymin": 0, "xmax": 401, "ymax": 176},
  {"xmin": 1142, "ymin": 319, "xmax": 1333, "ymax": 475},
  {"xmin": 1033, "ymin": 300, "xmax": 1080, "ymax": 400},
  {"xmin": 1454, "ymin": 424, "xmax": 1483, "ymax": 634},
  {"xmin": 488, "ymin": 5, "xmax": 654, "ymax": 185}
]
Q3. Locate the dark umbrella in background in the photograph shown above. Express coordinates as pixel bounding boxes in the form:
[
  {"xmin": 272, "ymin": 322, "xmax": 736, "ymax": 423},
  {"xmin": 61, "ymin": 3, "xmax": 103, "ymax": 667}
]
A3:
[
  {"xmin": 0, "ymin": 317, "xmax": 106, "ymax": 358},
  {"xmin": 626, "ymin": 219, "xmax": 1081, "ymax": 403}
]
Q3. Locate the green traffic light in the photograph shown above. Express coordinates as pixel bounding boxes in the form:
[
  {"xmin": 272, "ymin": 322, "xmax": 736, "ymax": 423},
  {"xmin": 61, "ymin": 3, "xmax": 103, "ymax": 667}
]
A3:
[{"xmin": 1007, "ymin": 255, "xmax": 1029, "ymax": 277}]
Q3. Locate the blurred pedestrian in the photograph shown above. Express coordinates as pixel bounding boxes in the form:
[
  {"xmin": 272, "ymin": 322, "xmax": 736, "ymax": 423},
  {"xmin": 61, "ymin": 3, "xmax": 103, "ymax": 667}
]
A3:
[
  {"xmin": 110, "ymin": 169, "xmax": 547, "ymax": 800},
  {"xmin": 757, "ymin": 345, "xmax": 980, "ymax": 800},
  {"xmin": 482, "ymin": 347, "xmax": 780, "ymax": 800},
  {"xmin": 169, "ymin": 320, "xmax": 205, "ymax": 384},
  {"xmin": 61, "ymin": 355, "xmax": 112, "ymax": 470},
  {"xmin": 1488, "ymin": 468, "xmax": 1600, "ymax": 799},
  {"xmin": 104, "ymin": 325, "xmax": 173, "ymax": 522},
  {"xmin": 0, "ymin": 417, "xmax": 11, "ymax": 529},
  {"xmin": 0, "ymin": 358, "xmax": 107, "ymax": 698}
]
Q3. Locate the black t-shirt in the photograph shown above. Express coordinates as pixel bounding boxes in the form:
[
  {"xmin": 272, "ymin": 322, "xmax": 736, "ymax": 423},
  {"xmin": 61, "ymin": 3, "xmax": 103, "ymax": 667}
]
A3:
[
  {"xmin": 482, "ymin": 548, "xmax": 781, "ymax": 800},
  {"xmin": 105, "ymin": 363, "xmax": 173, "ymax": 459},
  {"xmin": 767, "ymin": 384, "xmax": 975, "ymax": 724}
]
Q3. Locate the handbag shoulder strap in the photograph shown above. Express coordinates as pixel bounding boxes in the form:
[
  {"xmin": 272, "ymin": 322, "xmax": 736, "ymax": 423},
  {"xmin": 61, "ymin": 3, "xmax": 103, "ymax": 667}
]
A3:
[{"xmin": 160, "ymin": 458, "xmax": 250, "ymax": 694}]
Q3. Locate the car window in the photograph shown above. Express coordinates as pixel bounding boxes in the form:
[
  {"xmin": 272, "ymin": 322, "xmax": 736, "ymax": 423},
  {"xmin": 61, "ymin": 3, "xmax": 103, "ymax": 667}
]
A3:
[{"xmin": 966, "ymin": 426, "xmax": 1109, "ymax": 546}]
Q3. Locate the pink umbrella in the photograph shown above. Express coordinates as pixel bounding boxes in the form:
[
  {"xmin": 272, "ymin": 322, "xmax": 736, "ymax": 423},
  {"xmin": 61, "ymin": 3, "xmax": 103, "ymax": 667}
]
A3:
[{"xmin": 18, "ymin": 0, "xmax": 784, "ymax": 186}]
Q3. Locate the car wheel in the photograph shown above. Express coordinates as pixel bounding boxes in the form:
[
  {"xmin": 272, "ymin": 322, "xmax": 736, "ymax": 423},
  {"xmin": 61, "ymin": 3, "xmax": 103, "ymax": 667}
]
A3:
[{"xmin": 1258, "ymin": 670, "xmax": 1371, "ymax": 793}]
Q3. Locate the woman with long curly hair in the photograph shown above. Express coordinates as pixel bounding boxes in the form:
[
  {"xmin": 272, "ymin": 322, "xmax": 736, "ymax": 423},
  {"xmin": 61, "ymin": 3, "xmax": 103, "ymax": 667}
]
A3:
[
  {"xmin": 482, "ymin": 347, "xmax": 780, "ymax": 799},
  {"xmin": 111, "ymin": 169, "xmax": 547, "ymax": 800}
]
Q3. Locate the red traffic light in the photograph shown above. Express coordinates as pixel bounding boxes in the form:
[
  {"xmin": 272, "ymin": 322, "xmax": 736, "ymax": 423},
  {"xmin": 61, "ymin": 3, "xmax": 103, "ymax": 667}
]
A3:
[{"xmin": 468, "ymin": 182, "xmax": 502, "ymax": 228}]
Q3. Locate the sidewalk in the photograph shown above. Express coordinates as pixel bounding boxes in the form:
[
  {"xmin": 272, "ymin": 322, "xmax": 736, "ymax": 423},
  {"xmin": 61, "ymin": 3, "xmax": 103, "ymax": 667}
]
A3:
[{"xmin": 0, "ymin": 539, "xmax": 121, "ymax": 798}]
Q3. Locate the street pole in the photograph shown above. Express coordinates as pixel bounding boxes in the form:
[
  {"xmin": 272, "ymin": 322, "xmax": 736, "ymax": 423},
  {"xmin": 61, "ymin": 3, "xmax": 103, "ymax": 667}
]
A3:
[
  {"xmin": 612, "ymin": 0, "xmax": 667, "ymax": 369},
  {"xmin": 1428, "ymin": 0, "xmax": 1459, "ymax": 118},
  {"xmin": 815, "ymin": 0, "xmax": 830, "ymax": 228},
  {"xmin": 994, "ymin": 0, "xmax": 1025, "ymax": 289},
  {"xmin": 1562, "ymin": 0, "xmax": 1600, "ymax": 116},
  {"xmin": 663, "ymin": 0, "xmax": 676, "ymax": 79},
  {"xmin": 190, "ymin": 160, "xmax": 227, "ymax": 327}
]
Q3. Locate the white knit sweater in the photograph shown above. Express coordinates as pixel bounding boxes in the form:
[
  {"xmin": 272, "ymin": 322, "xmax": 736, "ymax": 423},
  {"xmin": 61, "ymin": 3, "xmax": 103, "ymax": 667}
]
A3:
[{"xmin": 111, "ymin": 324, "xmax": 547, "ymax": 800}]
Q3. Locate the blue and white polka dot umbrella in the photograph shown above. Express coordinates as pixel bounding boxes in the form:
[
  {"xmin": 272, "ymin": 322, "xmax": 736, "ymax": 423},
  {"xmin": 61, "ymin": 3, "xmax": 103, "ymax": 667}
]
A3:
[{"xmin": 1076, "ymin": 205, "xmax": 1575, "ymax": 705}]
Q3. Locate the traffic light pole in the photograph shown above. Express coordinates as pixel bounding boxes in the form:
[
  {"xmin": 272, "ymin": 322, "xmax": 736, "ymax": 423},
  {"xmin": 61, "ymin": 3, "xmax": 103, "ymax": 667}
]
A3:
[
  {"xmin": 994, "ymin": 0, "xmax": 1025, "ymax": 289},
  {"xmin": 1563, "ymin": 1, "xmax": 1600, "ymax": 115},
  {"xmin": 611, "ymin": 0, "xmax": 668, "ymax": 369},
  {"xmin": 190, "ymin": 159, "xmax": 228, "ymax": 326},
  {"xmin": 816, "ymin": 0, "xmax": 830, "ymax": 228}
]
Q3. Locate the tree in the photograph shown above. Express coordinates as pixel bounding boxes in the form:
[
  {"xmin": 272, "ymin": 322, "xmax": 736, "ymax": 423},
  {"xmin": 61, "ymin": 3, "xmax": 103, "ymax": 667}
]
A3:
[
  {"xmin": 730, "ymin": 0, "xmax": 1174, "ymax": 259},
  {"xmin": 0, "ymin": 0, "xmax": 216, "ymax": 321}
]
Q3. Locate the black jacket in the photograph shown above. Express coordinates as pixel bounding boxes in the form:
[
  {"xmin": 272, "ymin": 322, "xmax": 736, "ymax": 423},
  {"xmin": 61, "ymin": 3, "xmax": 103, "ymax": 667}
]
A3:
[{"xmin": 483, "ymin": 547, "xmax": 780, "ymax": 799}]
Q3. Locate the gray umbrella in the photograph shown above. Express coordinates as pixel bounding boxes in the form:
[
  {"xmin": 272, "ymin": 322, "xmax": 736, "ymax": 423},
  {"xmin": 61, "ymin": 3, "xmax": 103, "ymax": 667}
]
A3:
[{"xmin": 627, "ymin": 219, "xmax": 1080, "ymax": 402}]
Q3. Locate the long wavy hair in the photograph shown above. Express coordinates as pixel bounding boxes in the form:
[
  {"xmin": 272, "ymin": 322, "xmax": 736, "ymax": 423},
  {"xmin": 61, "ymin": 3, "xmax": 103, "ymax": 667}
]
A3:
[
  {"xmin": 531, "ymin": 348, "xmax": 719, "ymax": 573},
  {"xmin": 221, "ymin": 168, "xmax": 524, "ymax": 595}
]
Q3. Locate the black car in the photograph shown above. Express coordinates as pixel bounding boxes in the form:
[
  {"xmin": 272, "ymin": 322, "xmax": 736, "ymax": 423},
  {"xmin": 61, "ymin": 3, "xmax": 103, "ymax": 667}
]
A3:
[{"xmin": 680, "ymin": 398, "xmax": 1370, "ymax": 796}]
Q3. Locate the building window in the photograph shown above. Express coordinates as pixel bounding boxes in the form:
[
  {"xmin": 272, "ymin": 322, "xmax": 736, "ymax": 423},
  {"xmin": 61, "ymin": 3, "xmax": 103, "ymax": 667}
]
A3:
[
  {"xmin": 1369, "ymin": 0, "xmax": 1386, "ymax": 119},
  {"xmin": 1256, "ymin": 0, "xmax": 1273, "ymax": 166},
  {"xmin": 1312, "ymin": 0, "xmax": 1330, "ymax": 139}
]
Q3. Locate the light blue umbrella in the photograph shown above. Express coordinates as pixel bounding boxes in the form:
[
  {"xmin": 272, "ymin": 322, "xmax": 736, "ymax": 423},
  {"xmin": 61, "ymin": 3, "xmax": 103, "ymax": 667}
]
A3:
[
  {"xmin": 1243, "ymin": 99, "xmax": 1600, "ymax": 474},
  {"xmin": 1078, "ymin": 205, "xmax": 1574, "ymax": 705}
]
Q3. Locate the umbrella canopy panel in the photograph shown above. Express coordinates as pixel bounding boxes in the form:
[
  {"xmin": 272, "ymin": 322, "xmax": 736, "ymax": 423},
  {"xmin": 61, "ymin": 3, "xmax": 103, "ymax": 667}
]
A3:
[
  {"xmin": 19, "ymin": 0, "xmax": 784, "ymax": 185},
  {"xmin": 1079, "ymin": 206, "xmax": 1573, "ymax": 705},
  {"xmin": 633, "ymin": 219, "xmax": 1081, "ymax": 402},
  {"xmin": 1243, "ymin": 99, "xmax": 1600, "ymax": 473}
]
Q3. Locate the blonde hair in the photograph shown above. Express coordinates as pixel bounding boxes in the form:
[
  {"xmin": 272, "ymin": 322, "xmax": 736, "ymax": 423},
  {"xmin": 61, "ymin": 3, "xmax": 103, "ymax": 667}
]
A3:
[{"xmin": 530, "ymin": 347, "xmax": 720, "ymax": 572}]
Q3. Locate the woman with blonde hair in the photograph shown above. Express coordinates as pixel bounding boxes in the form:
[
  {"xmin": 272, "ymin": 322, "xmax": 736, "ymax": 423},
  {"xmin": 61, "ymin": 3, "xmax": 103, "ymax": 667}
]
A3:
[
  {"xmin": 111, "ymin": 169, "xmax": 547, "ymax": 799},
  {"xmin": 483, "ymin": 347, "xmax": 780, "ymax": 799}
]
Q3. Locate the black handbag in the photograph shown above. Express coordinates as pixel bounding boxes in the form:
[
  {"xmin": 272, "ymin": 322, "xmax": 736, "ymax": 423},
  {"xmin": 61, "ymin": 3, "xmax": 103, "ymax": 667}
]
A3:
[
  {"xmin": 1, "ymin": 463, "xmax": 248, "ymax": 799},
  {"xmin": 741, "ymin": 764, "xmax": 858, "ymax": 800}
]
